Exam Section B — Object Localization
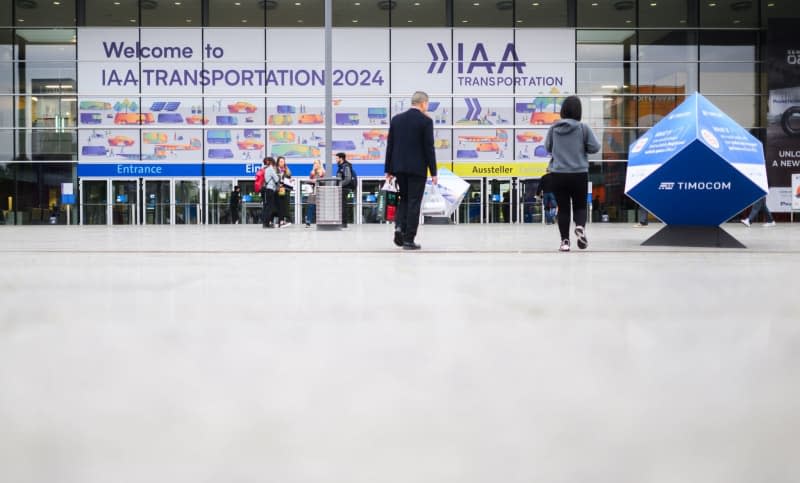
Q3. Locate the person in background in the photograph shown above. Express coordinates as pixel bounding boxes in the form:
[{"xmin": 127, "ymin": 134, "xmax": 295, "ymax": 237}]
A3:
[
  {"xmin": 336, "ymin": 152, "xmax": 356, "ymax": 229},
  {"xmin": 230, "ymin": 185, "xmax": 242, "ymax": 224},
  {"xmin": 305, "ymin": 159, "xmax": 325, "ymax": 227},
  {"xmin": 384, "ymin": 90, "xmax": 437, "ymax": 250},
  {"xmin": 741, "ymin": 195, "xmax": 776, "ymax": 227},
  {"xmin": 544, "ymin": 95, "xmax": 600, "ymax": 252},
  {"xmin": 276, "ymin": 156, "xmax": 293, "ymax": 227},
  {"xmin": 536, "ymin": 171, "xmax": 557, "ymax": 225},
  {"xmin": 261, "ymin": 157, "xmax": 279, "ymax": 228},
  {"xmin": 634, "ymin": 204, "xmax": 649, "ymax": 227}
]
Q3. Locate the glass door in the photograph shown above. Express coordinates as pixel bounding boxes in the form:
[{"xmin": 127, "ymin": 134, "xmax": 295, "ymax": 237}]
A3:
[
  {"xmin": 360, "ymin": 179, "xmax": 382, "ymax": 224},
  {"xmin": 111, "ymin": 180, "xmax": 138, "ymax": 225},
  {"xmin": 486, "ymin": 179, "xmax": 512, "ymax": 223},
  {"xmin": 175, "ymin": 179, "xmax": 201, "ymax": 224},
  {"xmin": 519, "ymin": 178, "xmax": 543, "ymax": 224},
  {"xmin": 207, "ymin": 179, "xmax": 234, "ymax": 224},
  {"xmin": 81, "ymin": 179, "xmax": 108, "ymax": 225},
  {"xmin": 143, "ymin": 179, "xmax": 171, "ymax": 225},
  {"xmin": 457, "ymin": 179, "xmax": 483, "ymax": 224}
]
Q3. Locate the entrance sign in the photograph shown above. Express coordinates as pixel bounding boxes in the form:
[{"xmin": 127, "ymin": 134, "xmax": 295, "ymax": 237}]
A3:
[{"xmin": 625, "ymin": 93, "xmax": 767, "ymax": 227}]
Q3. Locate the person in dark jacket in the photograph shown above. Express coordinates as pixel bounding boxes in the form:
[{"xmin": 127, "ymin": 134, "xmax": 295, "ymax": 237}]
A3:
[
  {"xmin": 384, "ymin": 91, "xmax": 437, "ymax": 250},
  {"xmin": 336, "ymin": 152, "xmax": 355, "ymax": 228},
  {"xmin": 536, "ymin": 172, "xmax": 557, "ymax": 225},
  {"xmin": 544, "ymin": 96, "xmax": 600, "ymax": 251},
  {"xmin": 230, "ymin": 185, "xmax": 241, "ymax": 224}
]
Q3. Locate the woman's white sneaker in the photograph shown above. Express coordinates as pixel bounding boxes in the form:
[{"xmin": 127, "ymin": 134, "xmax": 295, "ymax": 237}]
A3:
[
  {"xmin": 575, "ymin": 226, "xmax": 588, "ymax": 249},
  {"xmin": 559, "ymin": 239, "xmax": 570, "ymax": 252}
]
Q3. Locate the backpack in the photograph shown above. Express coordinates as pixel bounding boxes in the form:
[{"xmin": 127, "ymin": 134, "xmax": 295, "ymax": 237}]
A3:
[
  {"xmin": 254, "ymin": 167, "xmax": 265, "ymax": 192},
  {"xmin": 343, "ymin": 162, "xmax": 357, "ymax": 189}
]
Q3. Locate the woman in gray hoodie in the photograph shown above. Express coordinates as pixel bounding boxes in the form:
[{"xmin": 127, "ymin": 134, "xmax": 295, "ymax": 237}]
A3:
[{"xmin": 544, "ymin": 96, "xmax": 600, "ymax": 251}]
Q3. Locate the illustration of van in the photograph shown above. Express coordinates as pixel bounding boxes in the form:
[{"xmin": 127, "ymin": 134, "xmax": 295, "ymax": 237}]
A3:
[
  {"xmin": 362, "ymin": 130, "xmax": 388, "ymax": 141},
  {"xmin": 336, "ymin": 113, "xmax": 359, "ymax": 125},
  {"xmin": 216, "ymin": 115, "xmax": 238, "ymax": 126},
  {"xmin": 81, "ymin": 145, "xmax": 108, "ymax": 156},
  {"xmin": 114, "ymin": 112, "xmax": 155, "ymax": 125},
  {"xmin": 237, "ymin": 139, "xmax": 265, "ymax": 150},
  {"xmin": 243, "ymin": 129, "xmax": 262, "ymax": 139},
  {"xmin": 271, "ymin": 144, "xmax": 321, "ymax": 158},
  {"xmin": 228, "ymin": 101, "xmax": 257, "ymax": 113},
  {"xmin": 456, "ymin": 149, "xmax": 478, "ymax": 159},
  {"xmin": 516, "ymin": 132, "xmax": 544, "ymax": 143},
  {"xmin": 269, "ymin": 131, "xmax": 296, "ymax": 143},
  {"xmin": 143, "ymin": 132, "xmax": 168, "ymax": 144},
  {"xmin": 367, "ymin": 108, "xmax": 388, "ymax": 121},
  {"xmin": 208, "ymin": 148, "xmax": 235, "ymax": 159},
  {"xmin": 531, "ymin": 112, "xmax": 560, "ymax": 125},
  {"xmin": 79, "ymin": 101, "xmax": 112, "ymax": 111},
  {"xmin": 331, "ymin": 140, "xmax": 356, "ymax": 151},
  {"xmin": 269, "ymin": 114, "xmax": 294, "ymax": 125},
  {"xmin": 108, "ymin": 135, "xmax": 135, "ymax": 147},
  {"xmin": 80, "ymin": 113, "xmax": 103, "ymax": 124},
  {"xmin": 298, "ymin": 114, "xmax": 324, "ymax": 124},
  {"xmin": 185, "ymin": 115, "xmax": 209, "ymax": 125},
  {"xmin": 157, "ymin": 113, "xmax": 184, "ymax": 123},
  {"xmin": 207, "ymin": 130, "xmax": 232, "ymax": 144},
  {"xmin": 277, "ymin": 105, "xmax": 296, "ymax": 114}
]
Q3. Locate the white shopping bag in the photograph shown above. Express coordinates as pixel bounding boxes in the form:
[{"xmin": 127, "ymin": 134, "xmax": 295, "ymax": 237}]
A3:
[
  {"xmin": 422, "ymin": 184, "xmax": 447, "ymax": 216},
  {"xmin": 428, "ymin": 168, "xmax": 470, "ymax": 217},
  {"xmin": 380, "ymin": 179, "xmax": 398, "ymax": 192}
]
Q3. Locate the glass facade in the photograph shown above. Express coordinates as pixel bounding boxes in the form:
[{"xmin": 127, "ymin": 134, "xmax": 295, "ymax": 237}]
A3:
[{"xmin": 0, "ymin": 0, "xmax": 794, "ymax": 224}]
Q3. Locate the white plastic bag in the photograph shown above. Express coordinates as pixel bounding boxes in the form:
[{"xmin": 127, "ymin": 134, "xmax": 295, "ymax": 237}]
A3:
[
  {"xmin": 380, "ymin": 179, "xmax": 398, "ymax": 193},
  {"xmin": 422, "ymin": 184, "xmax": 447, "ymax": 216}
]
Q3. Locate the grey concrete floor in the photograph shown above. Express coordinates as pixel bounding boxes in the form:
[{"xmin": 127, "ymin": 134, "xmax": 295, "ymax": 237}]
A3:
[{"xmin": 1, "ymin": 223, "xmax": 799, "ymax": 483}]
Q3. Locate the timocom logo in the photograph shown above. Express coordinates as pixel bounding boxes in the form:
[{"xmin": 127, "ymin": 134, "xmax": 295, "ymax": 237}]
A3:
[{"xmin": 659, "ymin": 181, "xmax": 732, "ymax": 191}]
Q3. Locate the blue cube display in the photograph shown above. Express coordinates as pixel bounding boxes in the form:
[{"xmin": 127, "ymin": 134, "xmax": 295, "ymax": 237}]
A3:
[{"xmin": 625, "ymin": 93, "xmax": 768, "ymax": 226}]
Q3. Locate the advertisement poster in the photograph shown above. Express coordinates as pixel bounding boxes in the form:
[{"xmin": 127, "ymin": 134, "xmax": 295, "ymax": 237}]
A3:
[
  {"xmin": 766, "ymin": 19, "xmax": 800, "ymax": 188},
  {"xmin": 793, "ymin": 174, "xmax": 800, "ymax": 210},
  {"xmin": 76, "ymin": 27, "xmax": 576, "ymax": 177}
]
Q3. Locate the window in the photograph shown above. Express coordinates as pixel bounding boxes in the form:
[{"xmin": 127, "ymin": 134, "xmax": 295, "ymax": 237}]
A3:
[
  {"xmin": 141, "ymin": 0, "xmax": 202, "ymax": 27},
  {"xmin": 577, "ymin": 0, "xmax": 635, "ymax": 28},
  {"xmin": 15, "ymin": 0, "xmax": 76, "ymax": 27},
  {"xmin": 639, "ymin": 0, "xmax": 692, "ymax": 28},
  {"xmin": 454, "ymin": 0, "xmax": 512, "ymax": 27},
  {"xmin": 85, "ymin": 0, "xmax": 139, "ymax": 27},
  {"xmin": 516, "ymin": 0, "xmax": 568, "ymax": 27}
]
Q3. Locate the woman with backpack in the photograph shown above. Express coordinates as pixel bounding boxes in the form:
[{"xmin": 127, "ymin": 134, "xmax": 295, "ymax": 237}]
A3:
[
  {"xmin": 259, "ymin": 157, "xmax": 279, "ymax": 228},
  {"xmin": 544, "ymin": 96, "xmax": 600, "ymax": 251}
]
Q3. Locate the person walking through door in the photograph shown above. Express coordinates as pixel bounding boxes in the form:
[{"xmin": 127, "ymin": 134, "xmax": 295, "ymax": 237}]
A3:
[
  {"xmin": 384, "ymin": 91, "xmax": 438, "ymax": 250},
  {"xmin": 544, "ymin": 95, "xmax": 600, "ymax": 251},
  {"xmin": 230, "ymin": 185, "xmax": 241, "ymax": 224}
]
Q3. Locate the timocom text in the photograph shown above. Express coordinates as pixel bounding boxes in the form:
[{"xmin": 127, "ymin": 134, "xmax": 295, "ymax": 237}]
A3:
[{"xmin": 658, "ymin": 182, "xmax": 732, "ymax": 191}]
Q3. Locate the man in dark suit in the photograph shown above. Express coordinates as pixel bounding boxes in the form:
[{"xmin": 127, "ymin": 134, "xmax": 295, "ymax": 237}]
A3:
[{"xmin": 384, "ymin": 91, "xmax": 438, "ymax": 250}]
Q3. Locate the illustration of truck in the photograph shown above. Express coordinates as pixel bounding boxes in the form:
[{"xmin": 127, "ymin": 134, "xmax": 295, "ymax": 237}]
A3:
[
  {"xmin": 336, "ymin": 113, "xmax": 359, "ymax": 125},
  {"xmin": 207, "ymin": 130, "xmax": 232, "ymax": 144},
  {"xmin": 80, "ymin": 113, "xmax": 103, "ymax": 124},
  {"xmin": 228, "ymin": 101, "xmax": 257, "ymax": 113},
  {"xmin": 114, "ymin": 112, "xmax": 155, "ymax": 125},
  {"xmin": 79, "ymin": 101, "xmax": 112, "ymax": 111},
  {"xmin": 271, "ymin": 144, "xmax": 321, "ymax": 158}
]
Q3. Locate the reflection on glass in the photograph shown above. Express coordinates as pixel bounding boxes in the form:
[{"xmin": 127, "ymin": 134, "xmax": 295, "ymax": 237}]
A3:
[
  {"xmin": 82, "ymin": 179, "xmax": 107, "ymax": 225},
  {"xmin": 175, "ymin": 179, "xmax": 201, "ymax": 224},
  {"xmin": 145, "ymin": 180, "xmax": 170, "ymax": 225},
  {"xmin": 577, "ymin": 30, "xmax": 637, "ymax": 62}
]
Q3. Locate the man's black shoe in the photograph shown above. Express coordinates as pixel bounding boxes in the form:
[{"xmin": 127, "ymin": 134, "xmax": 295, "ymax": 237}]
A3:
[
  {"xmin": 402, "ymin": 242, "xmax": 421, "ymax": 250},
  {"xmin": 393, "ymin": 230, "xmax": 403, "ymax": 247}
]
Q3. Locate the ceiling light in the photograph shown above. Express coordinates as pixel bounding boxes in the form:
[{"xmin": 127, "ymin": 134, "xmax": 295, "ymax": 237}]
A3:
[
  {"xmin": 407, "ymin": 19, "xmax": 413, "ymax": 22},
  {"xmin": 532, "ymin": 2, "xmax": 540, "ymax": 5},
  {"xmin": 591, "ymin": 2, "xmax": 598, "ymax": 6},
  {"xmin": 185, "ymin": 18, "xmax": 192, "ymax": 22},
  {"xmin": 767, "ymin": 2, "xmax": 775, "ymax": 6},
  {"xmin": 174, "ymin": 1, "xmax": 181, "ymax": 5},
  {"xmin": 294, "ymin": 1, "xmax": 301, "ymax": 4},
  {"xmin": 680, "ymin": 19, "xmax": 686, "ymax": 23},
  {"xmin": 413, "ymin": 2, "xmax": 420, "ymax": 5},
  {"xmin": 650, "ymin": 1, "xmax": 657, "ymax": 5},
  {"xmin": 708, "ymin": 2, "xmax": 716, "ymax": 6},
  {"xmin": 297, "ymin": 19, "xmax": 304, "ymax": 23},
  {"xmin": 354, "ymin": 1, "xmax": 361, "ymax": 4},
  {"xmin": 17, "ymin": 19, "xmax": 24, "ymax": 22},
  {"xmin": 516, "ymin": 19, "xmax": 523, "ymax": 23},
  {"xmin": 53, "ymin": 1, "xmax": 61, "ymax": 4},
  {"xmin": 234, "ymin": 1, "xmax": 241, "ymax": 4},
  {"xmin": 31, "ymin": 96, "xmax": 38, "ymax": 102},
  {"xmin": 129, "ymin": 18, "xmax": 136, "ymax": 22},
  {"xmin": 473, "ymin": 2, "xmax": 480, "ymax": 5},
  {"xmin": 241, "ymin": 19, "xmax": 247, "ymax": 22},
  {"xmin": 625, "ymin": 19, "xmax": 632, "ymax": 23},
  {"xmin": 352, "ymin": 19, "xmax": 359, "ymax": 22},
  {"xmin": 733, "ymin": 19, "xmax": 741, "ymax": 23},
  {"xmin": 113, "ymin": 1, "xmax": 120, "ymax": 4},
  {"xmin": 462, "ymin": 19, "xmax": 469, "ymax": 23}
]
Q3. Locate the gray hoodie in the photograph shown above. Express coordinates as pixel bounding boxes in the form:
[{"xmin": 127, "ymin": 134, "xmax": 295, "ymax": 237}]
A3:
[{"xmin": 544, "ymin": 119, "xmax": 601, "ymax": 173}]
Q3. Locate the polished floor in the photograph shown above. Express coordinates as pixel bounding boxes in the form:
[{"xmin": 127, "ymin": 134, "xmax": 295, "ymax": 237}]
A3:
[{"xmin": 1, "ymin": 223, "xmax": 798, "ymax": 483}]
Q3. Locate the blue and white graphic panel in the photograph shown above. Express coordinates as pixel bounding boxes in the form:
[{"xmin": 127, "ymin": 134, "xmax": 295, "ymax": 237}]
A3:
[
  {"xmin": 453, "ymin": 29, "xmax": 515, "ymax": 95},
  {"xmin": 203, "ymin": 29, "xmax": 266, "ymax": 95},
  {"xmin": 140, "ymin": 29, "xmax": 203, "ymax": 95},
  {"xmin": 79, "ymin": 128, "xmax": 141, "ymax": 161},
  {"xmin": 454, "ymin": 129, "xmax": 512, "ymax": 161},
  {"xmin": 390, "ymin": 28, "xmax": 452, "ymax": 95}
]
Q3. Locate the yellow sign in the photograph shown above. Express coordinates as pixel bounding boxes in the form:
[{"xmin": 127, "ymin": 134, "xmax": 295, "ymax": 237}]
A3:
[{"xmin": 452, "ymin": 162, "xmax": 549, "ymax": 178}]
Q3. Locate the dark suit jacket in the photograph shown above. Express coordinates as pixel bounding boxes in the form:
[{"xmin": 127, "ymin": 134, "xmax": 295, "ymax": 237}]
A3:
[{"xmin": 384, "ymin": 108, "xmax": 437, "ymax": 178}]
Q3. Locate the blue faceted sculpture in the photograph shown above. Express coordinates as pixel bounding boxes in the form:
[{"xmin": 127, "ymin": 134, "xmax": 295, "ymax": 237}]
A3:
[{"xmin": 625, "ymin": 93, "xmax": 768, "ymax": 227}]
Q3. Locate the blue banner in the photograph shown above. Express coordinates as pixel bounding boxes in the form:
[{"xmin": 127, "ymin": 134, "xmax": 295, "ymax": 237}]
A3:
[{"xmin": 78, "ymin": 163, "xmax": 203, "ymax": 177}]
